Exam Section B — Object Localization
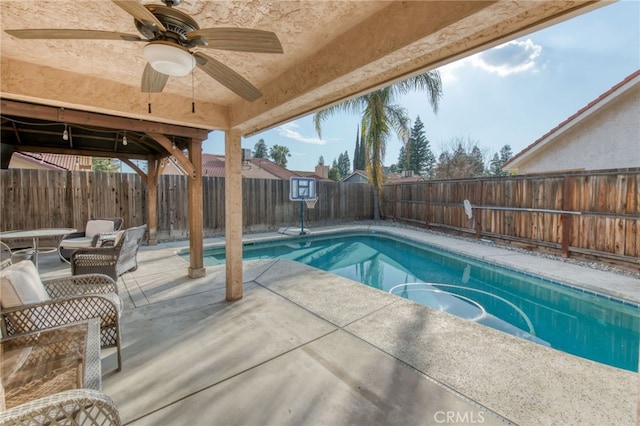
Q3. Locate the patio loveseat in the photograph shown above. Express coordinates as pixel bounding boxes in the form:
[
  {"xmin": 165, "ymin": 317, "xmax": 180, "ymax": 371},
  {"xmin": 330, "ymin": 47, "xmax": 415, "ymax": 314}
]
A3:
[{"xmin": 0, "ymin": 260, "xmax": 123, "ymax": 372}]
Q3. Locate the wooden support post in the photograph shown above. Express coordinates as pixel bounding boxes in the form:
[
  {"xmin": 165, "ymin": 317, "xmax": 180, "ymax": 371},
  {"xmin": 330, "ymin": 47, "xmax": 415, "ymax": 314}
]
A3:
[
  {"xmin": 225, "ymin": 129, "xmax": 243, "ymax": 301},
  {"xmin": 146, "ymin": 156, "xmax": 158, "ymax": 245},
  {"xmin": 188, "ymin": 138, "xmax": 205, "ymax": 278}
]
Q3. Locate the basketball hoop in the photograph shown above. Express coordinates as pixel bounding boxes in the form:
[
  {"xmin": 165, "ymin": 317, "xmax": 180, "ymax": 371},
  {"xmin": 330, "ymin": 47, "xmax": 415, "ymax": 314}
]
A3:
[{"xmin": 304, "ymin": 198, "xmax": 317, "ymax": 209}]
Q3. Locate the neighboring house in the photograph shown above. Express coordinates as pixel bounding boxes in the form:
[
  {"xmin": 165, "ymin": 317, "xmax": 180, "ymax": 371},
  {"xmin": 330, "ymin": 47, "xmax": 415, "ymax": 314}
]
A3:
[
  {"xmin": 385, "ymin": 170, "xmax": 424, "ymax": 184},
  {"xmin": 8, "ymin": 152, "xmax": 92, "ymax": 171},
  {"xmin": 504, "ymin": 70, "xmax": 640, "ymax": 174},
  {"xmin": 161, "ymin": 153, "xmax": 329, "ymax": 181},
  {"xmin": 342, "ymin": 170, "xmax": 369, "ymax": 183}
]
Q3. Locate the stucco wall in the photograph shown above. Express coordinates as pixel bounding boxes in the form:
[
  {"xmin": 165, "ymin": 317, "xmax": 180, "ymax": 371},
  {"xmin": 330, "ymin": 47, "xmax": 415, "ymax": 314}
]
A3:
[{"xmin": 516, "ymin": 86, "xmax": 640, "ymax": 174}]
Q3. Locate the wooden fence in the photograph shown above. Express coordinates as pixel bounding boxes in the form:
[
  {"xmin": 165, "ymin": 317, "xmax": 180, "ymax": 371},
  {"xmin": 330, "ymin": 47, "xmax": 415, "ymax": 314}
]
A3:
[
  {"xmin": 0, "ymin": 169, "xmax": 374, "ymax": 241},
  {"xmin": 382, "ymin": 169, "xmax": 639, "ymax": 266},
  {"xmin": 2, "ymin": 168, "xmax": 637, "ymax": 266}
]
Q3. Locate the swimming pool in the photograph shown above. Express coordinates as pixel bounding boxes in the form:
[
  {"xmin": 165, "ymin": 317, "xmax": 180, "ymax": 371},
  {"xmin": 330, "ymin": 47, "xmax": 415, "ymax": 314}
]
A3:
[{"xmin": 192, "ymin": 231, "xmax": 640, "ymax": 371}]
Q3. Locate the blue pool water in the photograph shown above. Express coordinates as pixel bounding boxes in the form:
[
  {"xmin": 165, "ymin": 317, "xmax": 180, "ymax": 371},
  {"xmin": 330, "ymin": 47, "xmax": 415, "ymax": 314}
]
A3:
[{"xmin": 193, "ymin": 232, "xmax": 640, "ymax": 371}]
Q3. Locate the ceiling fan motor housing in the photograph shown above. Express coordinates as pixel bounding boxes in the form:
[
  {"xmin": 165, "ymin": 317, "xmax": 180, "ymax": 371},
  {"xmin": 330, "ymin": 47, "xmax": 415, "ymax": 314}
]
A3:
[{"xmin": 136, "ymin": 4, "xmax": 200, "ymax": 48}]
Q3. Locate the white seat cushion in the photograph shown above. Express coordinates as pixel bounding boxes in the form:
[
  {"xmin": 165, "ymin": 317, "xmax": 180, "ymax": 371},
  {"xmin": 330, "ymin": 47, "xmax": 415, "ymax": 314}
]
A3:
[
  {"xmin": 0, "ymin": 260, "xmax": 50, "ymax": 308},
  {"xmin": 85, "ymin": 220, "xmax": 115, "ymax": 238},
  {"xmin": 60, "ymin": 236, "xmax": 94, "ymax": 249}
]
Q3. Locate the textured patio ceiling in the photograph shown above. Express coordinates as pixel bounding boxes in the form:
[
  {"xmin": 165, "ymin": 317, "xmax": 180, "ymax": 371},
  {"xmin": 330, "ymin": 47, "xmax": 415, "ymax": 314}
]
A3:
[{"xmin": 1, "ymin": 0, "xmax": 605, "ymax": 137}]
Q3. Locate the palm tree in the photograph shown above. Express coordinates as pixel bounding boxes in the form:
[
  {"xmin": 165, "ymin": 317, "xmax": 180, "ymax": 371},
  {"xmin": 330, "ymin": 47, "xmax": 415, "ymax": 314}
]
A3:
[{"xmin": 313, "ymin": 71, "xmax": 442, "ymax": 219}]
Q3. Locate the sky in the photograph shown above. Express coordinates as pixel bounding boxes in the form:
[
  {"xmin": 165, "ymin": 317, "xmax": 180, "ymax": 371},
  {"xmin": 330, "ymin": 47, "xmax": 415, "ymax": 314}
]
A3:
[{"xmin": 202, "ymin": 1, "xmax": 640, "ymax": 172}]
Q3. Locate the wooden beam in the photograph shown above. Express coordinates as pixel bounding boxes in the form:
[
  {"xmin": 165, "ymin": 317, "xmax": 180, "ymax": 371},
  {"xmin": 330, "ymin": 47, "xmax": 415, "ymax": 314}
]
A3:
[
  {"xmin": 1, "ymin": 100, "xmax": 209, "ymax": 139},
  {"xmin": 145, "ymin": 132, "xmax": 197, "ymax": 179},
  {"xmin": 225, "ymin": 129, "xmax": 243, "ymax": 301},
  {"xmin": 187, "ymin": 138, "xmax": 205, "ymax": 278},
  {"xmin": 119, "ymin": 158, "xmax": 148, "ymax": 185}
]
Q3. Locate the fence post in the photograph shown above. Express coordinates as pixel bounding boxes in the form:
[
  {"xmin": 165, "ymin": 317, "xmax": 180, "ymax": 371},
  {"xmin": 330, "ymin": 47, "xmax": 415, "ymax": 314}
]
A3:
[
  {"xmin": 424, "ymin": 182, "xmax": 430, "ymax": 229},
  {"xmin": 561, "ymin": 176, "xmax": 572, "ymax": 258},
  {"xmin": 474, "ymin": 179, "xmax": 483, "ymax": 239}
]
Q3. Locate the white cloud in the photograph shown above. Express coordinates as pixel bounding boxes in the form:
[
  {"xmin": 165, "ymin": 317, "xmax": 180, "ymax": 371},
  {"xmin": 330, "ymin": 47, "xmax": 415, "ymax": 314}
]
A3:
[
  {"xmin": 436, "ymin": 39, "xmax": 544, "ymax": 82},
  {"xmin": 277, "ymin": 122, "xmax": 326, "ymax": 145},
  {"xmin": 471, "ymin": 39, "xmax": 543, "ymax": 76}
]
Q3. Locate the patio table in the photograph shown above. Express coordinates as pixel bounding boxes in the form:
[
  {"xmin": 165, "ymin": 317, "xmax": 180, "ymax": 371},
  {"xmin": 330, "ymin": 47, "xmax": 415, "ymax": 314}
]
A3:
[
  {"xmin": 0, "ymin": 319, "xmax": 101, "ymax": 410},
  {"xmin": 0, "ymin": 228, "xmax": 76, "ymax": 269}
]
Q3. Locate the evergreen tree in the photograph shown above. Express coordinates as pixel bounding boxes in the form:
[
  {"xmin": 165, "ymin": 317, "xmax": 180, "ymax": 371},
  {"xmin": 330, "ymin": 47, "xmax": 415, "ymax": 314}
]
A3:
[
  {"xmin": 489, "ymin": 144, "xmax": 514, "ymax": 176},
  {"xmin": 489, "ymin": 153, "xmax": 503, "ymax": 176},
  {"xmin": 397, "ymin": 145, "xmax": 408, "ymax": 171},
  {"xmin": 318, "ymin": 155, "xmax": 325, "ymax": 166},
  {"xmin": 269, "ymin": 144, "xmax": 291, "ymax": 168},
  {"xmin": 499, "ymin": 145, "xmax": 513, "ymax": 164},
  {"xmin": 253, "ymin": 139, "xmax": 268, "ymax": 158},
  {"xmin": 470, "ymin": 145, "xmax": 485, "ymax": 176},
  {"xmin": 337, "ymin": 150, "xmax": 351, "ymax": 177},
  {"xmin": 406, "ymin": 116, "xmax": 435, "ymax": 176}
]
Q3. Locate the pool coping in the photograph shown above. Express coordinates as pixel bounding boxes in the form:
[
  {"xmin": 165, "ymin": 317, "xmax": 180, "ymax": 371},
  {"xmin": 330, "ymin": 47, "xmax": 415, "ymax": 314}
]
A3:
[{"xmin": 187, "ymin": 223, "xmax": 640, "ymax": 306}]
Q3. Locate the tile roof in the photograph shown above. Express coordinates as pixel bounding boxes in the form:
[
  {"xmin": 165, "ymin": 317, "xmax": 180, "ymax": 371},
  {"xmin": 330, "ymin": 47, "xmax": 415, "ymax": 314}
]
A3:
[{"xmin": 12, "ymin": 152, "xmax": 91, "ymax": 171}]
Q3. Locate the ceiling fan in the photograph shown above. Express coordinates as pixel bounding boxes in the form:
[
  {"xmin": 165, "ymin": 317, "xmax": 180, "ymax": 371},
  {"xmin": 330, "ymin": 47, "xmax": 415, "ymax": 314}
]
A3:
[{"xmin": 4, "ymin": 0, "xmax": 283, "ymax": 101}]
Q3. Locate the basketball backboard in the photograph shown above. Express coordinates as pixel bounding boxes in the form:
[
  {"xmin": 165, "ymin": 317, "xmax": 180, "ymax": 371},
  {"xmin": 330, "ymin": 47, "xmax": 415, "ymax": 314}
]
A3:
[{"xmin": 289, "ymin": 177, "xmax": 316, "ymax": 201}]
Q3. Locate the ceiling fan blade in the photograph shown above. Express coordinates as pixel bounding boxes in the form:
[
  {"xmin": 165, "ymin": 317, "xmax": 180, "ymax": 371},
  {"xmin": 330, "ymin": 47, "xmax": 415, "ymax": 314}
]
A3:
[
  {"xmin": 194, "ymin": 52, "xmax": 262, "ymax": 101},
  {"xmin": 112, "ymin": 0, "xmax": 167, "ymax": 32},
  {"xmin": 188, "ymin": 28, "xmax": 283, "ymax": 53},
  {"xmin": 4, "ymin": 29, "xmax": 142, "ymax": 41},
  {"xmin": 141, "ymin": 63, "xmax": 169, "ymax": 93}
]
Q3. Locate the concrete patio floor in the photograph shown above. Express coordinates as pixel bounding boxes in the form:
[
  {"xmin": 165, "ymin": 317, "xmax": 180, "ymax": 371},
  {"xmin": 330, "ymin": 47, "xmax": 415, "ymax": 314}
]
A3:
[{"xmin": 38, "ymin": 224, "xmax": 639, "ymax": 425}]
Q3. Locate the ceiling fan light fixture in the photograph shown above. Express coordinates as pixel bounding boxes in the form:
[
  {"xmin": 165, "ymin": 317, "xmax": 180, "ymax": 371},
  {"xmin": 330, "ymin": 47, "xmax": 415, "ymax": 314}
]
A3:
[{"xmin": 143, "ymin": 42, "xmax": 194, "ymax": 77}]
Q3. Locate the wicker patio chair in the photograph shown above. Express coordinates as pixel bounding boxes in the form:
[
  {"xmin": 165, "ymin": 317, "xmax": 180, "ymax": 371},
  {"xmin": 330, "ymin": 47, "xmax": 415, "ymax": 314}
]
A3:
[
  {"xmin": 71, "ymin": 225, "xmax": 147, "ymax": 281},
  {"xmin": 0, "ymin": 260, "xmax": 123, "ymax": 372},
  {"xmin": 0, "ymin": 389, "xmax": 121, "ymax": 426},
  {"xmin": 59, "ymin": 218, "xmax": 124, "ymax": 261}
]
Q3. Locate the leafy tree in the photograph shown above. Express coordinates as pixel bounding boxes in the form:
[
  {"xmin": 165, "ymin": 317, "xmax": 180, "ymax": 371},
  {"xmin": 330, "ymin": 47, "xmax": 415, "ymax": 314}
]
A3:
[
  {"xmin": 314, "ymin": 71, "xmax": 442, "ymax": 219},
  {"xmin": 328, "ymin": 167, "xmax": 341, "ymax": 181},
  {"xmin": 435, "ymin": 137, "xmax": 487, "ymax": 179},
  {"xmin": 92, "ymin": 158, "xmax": 119, "ymax": 172},
  {"xmin": 318, "ymin": 155, "xmax": 325, "ymax": 166},
  {"xmin": 389, "ymin": 164, "xmax": 399, "ymax": 173},
  {"xmin": 328, "ymin": 159, "xmax": 341, "ymax": 181},
  {"xmin": 337, "ymin": 150, "xmax": 350, "ymax": 178},
  {"xmin": 253, "ymin": 139, "xmax": 268, "ymax": 158},
  {"xmin": 269, "ymin": 144, "xmax": 291, "ymax": 168}
]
